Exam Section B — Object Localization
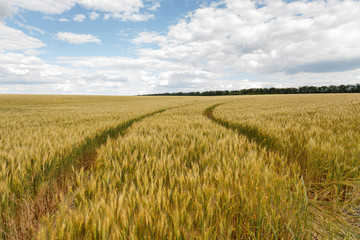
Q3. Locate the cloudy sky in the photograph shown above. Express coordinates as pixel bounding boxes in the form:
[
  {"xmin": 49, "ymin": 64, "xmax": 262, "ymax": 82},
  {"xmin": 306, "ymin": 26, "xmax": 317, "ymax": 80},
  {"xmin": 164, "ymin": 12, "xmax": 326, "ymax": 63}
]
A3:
[{"xmin": 1, "ymin": 0, "xmax": 360, "ymax": 95}]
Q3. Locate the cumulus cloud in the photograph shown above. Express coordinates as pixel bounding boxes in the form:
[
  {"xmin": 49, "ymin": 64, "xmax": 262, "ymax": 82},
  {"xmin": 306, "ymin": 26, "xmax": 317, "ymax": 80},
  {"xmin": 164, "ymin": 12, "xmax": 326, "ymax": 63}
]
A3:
[
  {"xmin": 11, "ymin": 0, "xmax": 75, "ymax": 15},
  {"xmin": 56, "ymin": 55, "xmax": 247, "ymax": 93},
  {"xmin": 59, "ymin": 18, "xmax": 70, "ymax": 22},
  {"xmin": 0, "ymin": 52, "xmax": 73, "ymax": 85},
  {"xmin": 2, "ymin": 0, "xmax": 360, "ymax": 95},
  {"xmin": 55, "ymin": 32, "xmax": 101, "ymax": 44},
  {"xmin": 73, "ymin": 14, "xmax": 86, "ymax": 22},
  {"xmin": 42, "ymin": 16, "xmax": 55, "ymax": 21},
  {"xmin": 0, "ymin": 0, "xmax": 16, "ymax": 20},
  {"xmin": 52, "ymin": 0, "xmax": 360, "ymax": 94},
  {"xmin": 9, "ymin": 0, "xmax": 160, "ymax": 22},
  {"xmin": 149, "ymin": 2, "xmax": 161, "ymax": 11},
  {"xmin": 89, "ymin": 11, "xmax": 100, "ymax": 20},
  {"xmin": 132, "ymin": 31, "xmax": 167, "ymax": 45},
  {"xmin": 103, "ymin": 12, "xmax": 154, "ymax": 21},
  {"xmin": 0, "ymin": 22, "xmax": 45, "ymax": 54},
  {"xmin": 0, "ymin": 52, "xmax": 137, "ymax": 95},
  {"xmin": 136, "ymin": 0, "xmax": 360, "ymax": 77}
]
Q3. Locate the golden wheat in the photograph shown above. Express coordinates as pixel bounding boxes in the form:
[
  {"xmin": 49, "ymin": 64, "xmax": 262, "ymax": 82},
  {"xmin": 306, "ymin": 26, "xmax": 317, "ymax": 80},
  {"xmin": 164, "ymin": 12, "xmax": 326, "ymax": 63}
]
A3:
[
  {"xmin": 213, "ymin": 94, "xmax": 360, "ymax": 238},
  {"xmin": 0, "ymin": 95, "xmax": 198, "ymax": 239},
  {"xmin": 1, "ymin": 94, "xmax": 359, "ymax": 239},
  {"xmin": 38, "ymin": 100, "xmax": 309, "ymax": 239}
]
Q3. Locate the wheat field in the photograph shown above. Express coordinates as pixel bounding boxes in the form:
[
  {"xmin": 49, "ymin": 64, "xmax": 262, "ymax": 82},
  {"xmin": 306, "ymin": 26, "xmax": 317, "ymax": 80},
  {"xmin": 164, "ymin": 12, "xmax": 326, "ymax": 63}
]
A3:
[{"xmin": 0, "ymin": 94, "xmax": 359, "ymax": 239}]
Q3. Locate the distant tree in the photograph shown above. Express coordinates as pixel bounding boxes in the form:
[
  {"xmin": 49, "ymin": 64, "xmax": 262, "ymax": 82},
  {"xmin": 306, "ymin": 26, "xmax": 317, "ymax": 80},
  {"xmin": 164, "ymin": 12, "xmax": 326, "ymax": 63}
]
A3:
[{"xmin": 144, "ymin": 83, "xmax": 360, "ymax": 96}]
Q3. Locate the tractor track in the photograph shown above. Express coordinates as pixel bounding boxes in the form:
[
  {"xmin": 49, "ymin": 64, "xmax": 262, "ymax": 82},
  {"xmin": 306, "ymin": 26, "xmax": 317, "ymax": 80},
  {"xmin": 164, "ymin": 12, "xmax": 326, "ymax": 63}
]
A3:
[
  {"xmin": 203, "ymin": 102, "xmax": 360, "ymax": 239},
  {"xmin": 6, "ymin": 105, "xmax": 179, "ymax": 239}
]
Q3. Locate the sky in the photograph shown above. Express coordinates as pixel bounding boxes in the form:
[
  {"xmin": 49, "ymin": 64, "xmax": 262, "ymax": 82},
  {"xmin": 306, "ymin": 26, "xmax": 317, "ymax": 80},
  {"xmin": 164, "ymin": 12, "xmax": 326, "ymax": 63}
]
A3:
[{"xmin": 1, "ymin": 0, "xmax": 360, "ymax": 95}]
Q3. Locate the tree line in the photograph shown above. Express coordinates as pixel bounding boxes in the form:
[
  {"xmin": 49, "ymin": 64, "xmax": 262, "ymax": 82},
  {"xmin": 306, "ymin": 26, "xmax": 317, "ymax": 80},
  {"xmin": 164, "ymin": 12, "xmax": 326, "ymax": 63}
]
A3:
[{"xmin": 146, "ymin": 83, "xmax": 360, "ymax": 96}]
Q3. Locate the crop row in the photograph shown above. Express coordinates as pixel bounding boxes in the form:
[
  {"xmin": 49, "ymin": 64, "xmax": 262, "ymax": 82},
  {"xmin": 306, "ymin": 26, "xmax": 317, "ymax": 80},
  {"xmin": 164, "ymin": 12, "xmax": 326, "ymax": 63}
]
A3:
[
  {"xmin": 1, "ymin": 94, "xmax": 359, "ymax": 239},
  {"xmin": 212, "ymin": 94, "xmax": 360, "ymax": 238},
  {"xmin": 38, "ymin": 100, "xmax": 310, "ymax": 239},
  {"xmin": 0, "ymin": 95, "xmax": 198, "ymax": 239}
]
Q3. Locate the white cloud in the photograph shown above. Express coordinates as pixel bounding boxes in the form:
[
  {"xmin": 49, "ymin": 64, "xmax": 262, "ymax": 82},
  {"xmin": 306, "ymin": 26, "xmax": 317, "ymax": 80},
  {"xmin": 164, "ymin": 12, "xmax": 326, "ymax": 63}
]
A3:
[
  {"xmin": 57, "ymin": 56, "xmax": 196, "ymax": 72},
  {"xmin": 104, "ymin": 12, "xmax": 154, "ymax": 21},
  {"xmin": 54, "ymin": 0, "xmax": 360, "ymax": 93},
  {"xmin": 0, "ymin": 53, "xmax": 133, "ymax": 94},
  {"xmin": 15, "ymin": 21, "xmax": 45, "ymax": 35},
  {"xmin": 272, "ymin": 69, "xmax": 360, "ymax": 87},
  {"xmin": 9, "ymin": 0, "xmax": 161, "ymax": 22},
  {"xmin": 81, "ymin": 0, "xmax": 144, "ymax": 13},
  {"xmin": 0, "ymin": 0, "xmax": 16, "ymax": 20},
  {"xmin": 73, "ymin": 14, "xmax": 86, "ymax": 22},
  {"xmin": 0, "ymin": 53, "xmax": 157, "ymax": 95},
  {"xmin": 0, "ymin": 22, "xmax": 45, "ymax": 54},
  {"xmin": 89, "ymin": 11, "xmax": 100, "ymax": 20},
  {"xmin": 43, "ymin": 16, "xmax": 70, "ymax": 22},
  {"xmin": 0, "ymin": 52, "xmax": 71, "ymax": 84},
  {"xmin": 135, "ymin": 0, "xmax": 360, "ymax": 79},
  {"xmin": 132, "ymin": 31, "xmax": 167, "ymax": 45},
  {"xmin": 55, "ymin": 55, "xmax": 253, "ymax": 93},
  {"xmin": 149, "ymin": 2, "xmax": 160, "ymax": 11},
  {"xmin": 59, "ymin": 18, "xmax": 70, "ymax": 22},
  {"xmin": 12, "ymin": 0, "xmax": 76, "ymax": 15},
  {"xmin": 55, "ymin": 32, "xmax": 101, "ymax": 44},
  {"xmin": 42, "ymin": 16, "xmax": 55, "ymax": 21},
  {"xmin": 2, "ymin": 0, "xmax": 360, "ymax": 95}
]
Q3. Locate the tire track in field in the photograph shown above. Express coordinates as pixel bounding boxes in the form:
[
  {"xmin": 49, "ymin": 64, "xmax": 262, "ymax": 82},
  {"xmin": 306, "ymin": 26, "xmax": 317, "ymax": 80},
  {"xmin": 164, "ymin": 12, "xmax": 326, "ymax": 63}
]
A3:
[
  {"xmin": 204, "ymin": 102, "xmax": 360, "ymax": 238},
  {"xmin": 204, "ymin": 102, "xmax": 311, "ymax": 171},
  {"xmin": 204, "ymin": 103, "xmax": 283, "ymax": 155},
  {"xmin": 204, "ymin": 102, "xmax": 309, "ymax": 191},
  {"xmin": 8, "ymin": 106, "xmax": 175, "ymax": 239}
]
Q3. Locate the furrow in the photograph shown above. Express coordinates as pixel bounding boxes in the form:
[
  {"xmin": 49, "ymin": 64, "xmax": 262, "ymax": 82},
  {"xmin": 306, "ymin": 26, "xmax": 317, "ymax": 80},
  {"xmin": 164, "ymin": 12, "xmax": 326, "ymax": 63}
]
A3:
[
  {"xmin": 204, "ymin": 103, "xmax": 283, "ymax": 155},
  {"xmin": 204, "ymin": 102, "xmax": 360, "ymax": 238},
  {"xmin": 8, "ymin": 107, "xmax": 170, "ymax": 239}
]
